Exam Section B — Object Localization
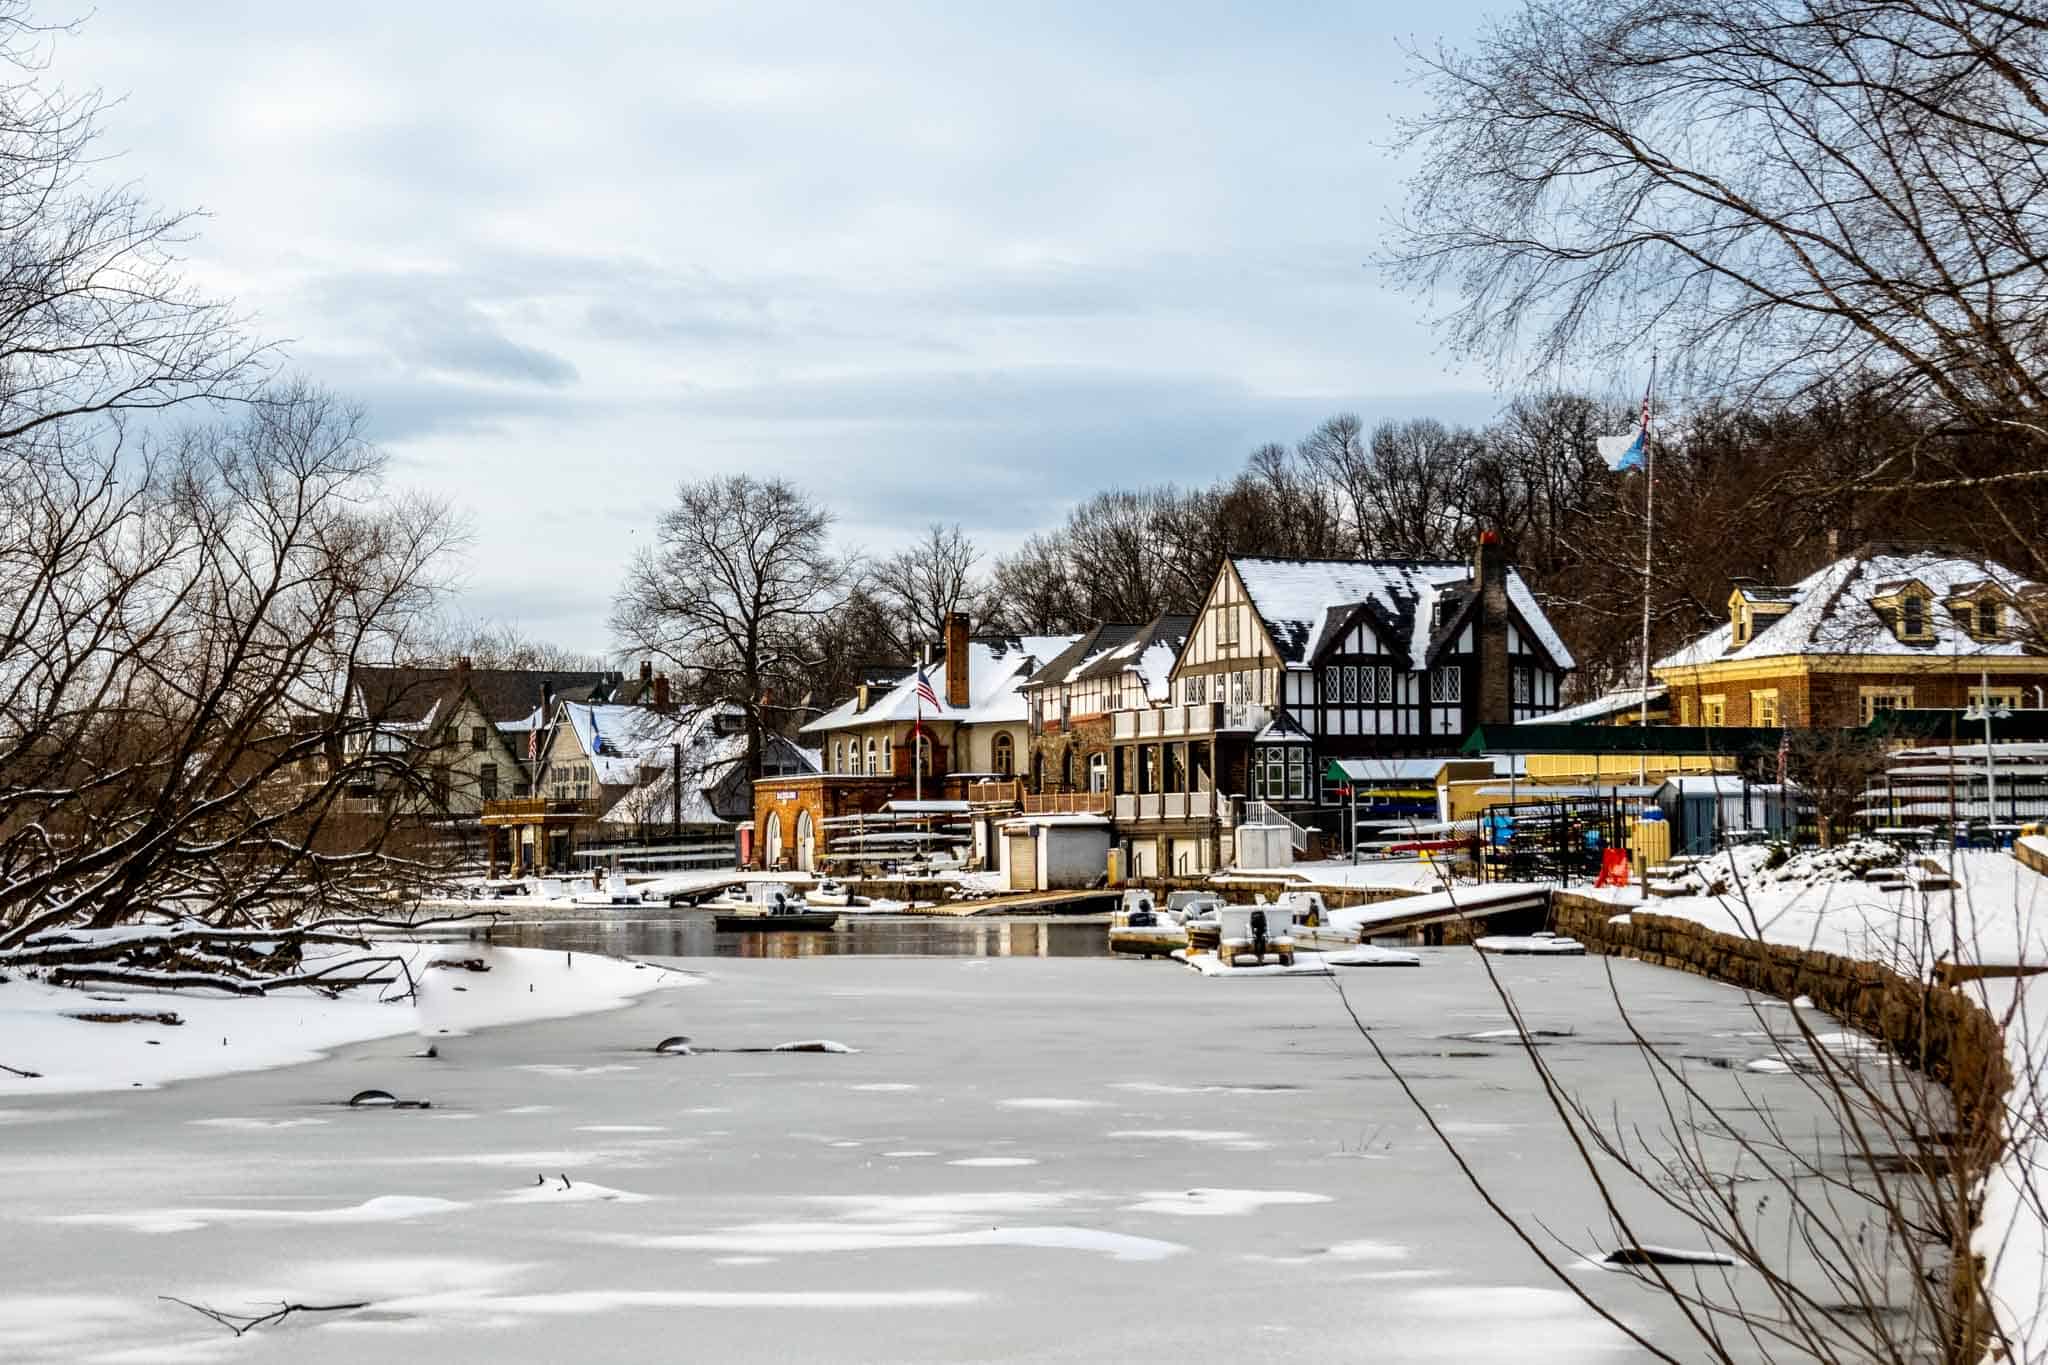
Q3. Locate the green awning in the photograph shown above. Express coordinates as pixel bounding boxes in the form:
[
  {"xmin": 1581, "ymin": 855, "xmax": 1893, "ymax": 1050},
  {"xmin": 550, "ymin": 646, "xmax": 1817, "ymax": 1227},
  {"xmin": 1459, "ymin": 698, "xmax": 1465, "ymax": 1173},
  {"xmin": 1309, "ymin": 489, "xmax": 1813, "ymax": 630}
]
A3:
[{"xmin": 1459, "ymin": 724, "xmax": 1796, "ymax": 757}]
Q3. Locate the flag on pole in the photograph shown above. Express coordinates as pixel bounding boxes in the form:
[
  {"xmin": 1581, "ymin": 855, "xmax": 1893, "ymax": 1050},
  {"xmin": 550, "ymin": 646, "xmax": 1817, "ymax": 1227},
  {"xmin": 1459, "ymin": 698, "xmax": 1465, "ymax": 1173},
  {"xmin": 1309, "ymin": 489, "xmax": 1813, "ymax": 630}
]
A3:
[
  {"xmin": 526, "ymin": 709, "xmax": 539, "ymax": 762},
  {"xmin": 1597, "ymin": 365, "xmax": 1657, "ymax": 471},
  {"xmin": 914, "ymin": 669, "xmax": 941, "ymax": 712}
]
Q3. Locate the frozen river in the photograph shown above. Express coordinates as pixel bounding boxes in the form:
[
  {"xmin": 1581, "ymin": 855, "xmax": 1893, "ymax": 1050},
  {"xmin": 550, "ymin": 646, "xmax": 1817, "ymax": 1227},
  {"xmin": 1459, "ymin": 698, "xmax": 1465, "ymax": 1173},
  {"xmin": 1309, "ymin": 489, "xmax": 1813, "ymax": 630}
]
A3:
[{"xmin": 0, "ymin": 949, "xmax": 1928, "ymax": 1362}]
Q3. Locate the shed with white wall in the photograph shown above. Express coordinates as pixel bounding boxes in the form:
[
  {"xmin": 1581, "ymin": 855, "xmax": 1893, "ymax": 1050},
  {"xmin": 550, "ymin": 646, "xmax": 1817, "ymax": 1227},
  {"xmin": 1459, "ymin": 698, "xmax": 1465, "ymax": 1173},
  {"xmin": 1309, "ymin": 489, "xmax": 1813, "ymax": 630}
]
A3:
[{"xmin": 999, "ymin": 814, "xmax": 1112, "ymax": 891}]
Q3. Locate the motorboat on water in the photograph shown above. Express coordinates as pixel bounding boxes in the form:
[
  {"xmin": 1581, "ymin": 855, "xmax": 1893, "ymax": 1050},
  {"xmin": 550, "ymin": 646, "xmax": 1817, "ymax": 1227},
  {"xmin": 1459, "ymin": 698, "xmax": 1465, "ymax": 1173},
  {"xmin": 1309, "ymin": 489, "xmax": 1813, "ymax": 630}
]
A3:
[
  {"xmin": 704, "ymin": 880, "xmax": 843, "ymax": 932},
  {"xmin": 805, "ymin": 877, "xmax": 853, "ymax": 908},
  {"xmin": 1108, "ymin": 888, "xmax": 1184, "ymax": 957}
]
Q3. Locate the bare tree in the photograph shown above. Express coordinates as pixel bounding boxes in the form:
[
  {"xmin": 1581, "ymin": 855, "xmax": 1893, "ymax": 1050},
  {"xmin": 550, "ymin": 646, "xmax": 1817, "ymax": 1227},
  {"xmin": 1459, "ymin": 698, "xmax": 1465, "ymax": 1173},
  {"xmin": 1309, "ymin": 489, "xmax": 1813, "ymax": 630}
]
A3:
[
  {"xmin": 1390, "ymin": 0, "xmax": 2048, "ymax": 492},
  {"xmin": 871, "ymin": 523, "xmax": 988, "ymax": 655},
  {"xmin": 0, "ymin": 4, "xmax": 263, "ymax": 439},
  {"xmin": 612, "ymin": 475, "xmax": 851, "ymax": 777},
  {"xmin": 0, "ymin": 385, "xmax": 468, "ymax": 989},
  {"xmin": 418, "ymin": 618, "xmax": 604, "ymax": 674}
]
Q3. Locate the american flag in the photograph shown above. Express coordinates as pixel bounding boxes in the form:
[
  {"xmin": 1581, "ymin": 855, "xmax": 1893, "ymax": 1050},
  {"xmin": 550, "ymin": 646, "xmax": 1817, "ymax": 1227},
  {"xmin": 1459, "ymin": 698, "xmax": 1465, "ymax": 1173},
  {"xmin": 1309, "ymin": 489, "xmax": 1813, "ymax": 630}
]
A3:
[
  {"xmin": 526, "ymin": 715, "xmax": 538, "ymax": 762},
  {"xmin": 915, "ymin": 669, "xmax": 941, "ymax": 712}
]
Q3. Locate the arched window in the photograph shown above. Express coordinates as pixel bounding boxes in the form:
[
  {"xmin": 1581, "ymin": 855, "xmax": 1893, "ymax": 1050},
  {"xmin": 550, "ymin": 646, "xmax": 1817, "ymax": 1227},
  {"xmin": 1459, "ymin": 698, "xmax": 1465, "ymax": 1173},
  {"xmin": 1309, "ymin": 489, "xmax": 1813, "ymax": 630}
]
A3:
[
  {"xmin": 795, "ymin": 809, "xmax": 814, "ymax": 871},
  {"xmin": 992, "ymin": 732, "xmax": 1014, "ymax": 775},
  {"xmin": 763, "ymin": 811, "xmax": 783, "ymax": 868},
  {"xmin": 830, "ymin": 741, "xmax": 841, "ymax": 773},
  {"xmin": 1060, "ymin": 748, "xmax": 1074, "ymax": 790},
  {"xmin": 865, "ymin": 738, "xmax": 878, "ymax": 775}
]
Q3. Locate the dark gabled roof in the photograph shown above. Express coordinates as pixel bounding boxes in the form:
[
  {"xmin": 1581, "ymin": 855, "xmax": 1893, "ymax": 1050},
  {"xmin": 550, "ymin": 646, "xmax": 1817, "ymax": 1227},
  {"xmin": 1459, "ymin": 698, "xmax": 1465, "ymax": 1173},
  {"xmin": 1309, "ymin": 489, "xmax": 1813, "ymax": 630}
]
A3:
[
  {"xmin": 1229, "ymin": 556, "xmax": 1575, "ymax": 671},
  {"xmin": 1024, "ymin": 623, "xmax": 1142, "ymax": 690},
  {"xmin": 1070, "ymin": 613, "xmax": 1195, "ymax": 686},
  {"xmin": 354, "ymin": 664, "xmax": 624, "ymax": 726}
]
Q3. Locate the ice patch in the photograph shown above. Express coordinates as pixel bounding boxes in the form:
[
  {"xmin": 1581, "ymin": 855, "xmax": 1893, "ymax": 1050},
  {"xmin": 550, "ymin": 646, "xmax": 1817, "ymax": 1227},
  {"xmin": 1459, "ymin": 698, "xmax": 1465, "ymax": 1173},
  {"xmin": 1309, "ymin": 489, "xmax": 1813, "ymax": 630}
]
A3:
[
  {"xmin": 772, "ymin": 1040, "xmax": 856, "ymax": 1053},
  {"xmin": 57, "ymin": 1194, "xmax": 462, "ymax": 1235},
  {"xmin": 616, "ymin": 1222, "xmax": 1179, "ymax": 1262},
  {"xmin": 882, "ymin": 1150, "xmax": 936, "ymax": 1158},
  {"xmin": 187, "ymin": 1116, "xmax": 330, "ymax": 1130},
  {"xmin": 1108, "ymin": 1129, "xmax": 1264, "ymax": 1148},
  {"xmin": 516, "ymin": 1065, "xmax": 640, "ymax": 1077},
  {"xmin": 998, "ymin": 1097, "xmax": 1105, "ymax": 1111},
  {"xmin": 848, "ymin": 1083, "xmax": 919, "ymax": 1092},
  {"xmin": 1124, "ymin": 1188, "xmax": 1331, "ymax": 1217},
  {"xmin": 370, "ymin": 1288, "xmax": 979, "ymax": 1320},
  {"xmin": 948, "ymin": 1156, "xmax": 1038, "ymax": 1167},
  {"xmin": 502, "ymin": 1180, "xmax": 648, "ymax": 1205},
  {"xmin": 576, "ymin": 1124, "xmax": 664, "ymax": 1133}
]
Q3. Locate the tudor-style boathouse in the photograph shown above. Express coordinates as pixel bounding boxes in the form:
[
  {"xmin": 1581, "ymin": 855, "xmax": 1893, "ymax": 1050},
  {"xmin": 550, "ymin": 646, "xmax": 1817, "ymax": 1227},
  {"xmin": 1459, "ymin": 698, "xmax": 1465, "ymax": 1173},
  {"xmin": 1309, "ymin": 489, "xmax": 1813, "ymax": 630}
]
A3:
[{"xmin": 1103, "ymin": 533, "xmax": 1574, "ymax": 875}]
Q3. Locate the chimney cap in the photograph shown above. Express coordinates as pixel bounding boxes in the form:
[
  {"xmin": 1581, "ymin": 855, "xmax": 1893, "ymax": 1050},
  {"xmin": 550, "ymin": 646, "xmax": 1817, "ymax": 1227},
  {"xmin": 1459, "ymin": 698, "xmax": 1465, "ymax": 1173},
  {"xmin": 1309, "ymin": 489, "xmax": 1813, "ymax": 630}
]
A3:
[{"xmin": 1479, "ymin": 529, "xmax": 1501, "ymax": 546}]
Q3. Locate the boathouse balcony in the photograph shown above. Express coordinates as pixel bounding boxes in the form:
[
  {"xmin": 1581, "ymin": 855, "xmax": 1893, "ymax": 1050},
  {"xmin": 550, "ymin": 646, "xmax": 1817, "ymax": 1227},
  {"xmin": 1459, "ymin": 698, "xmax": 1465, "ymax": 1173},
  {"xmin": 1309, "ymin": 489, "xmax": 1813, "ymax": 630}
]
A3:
[
  {"xmin": 1109, "ymin": 700, "xmax": 1270, "ymax": 741},
  {"xmin": 1112, "ymin": 790, "xmax": 1235, "ymax": 825}
]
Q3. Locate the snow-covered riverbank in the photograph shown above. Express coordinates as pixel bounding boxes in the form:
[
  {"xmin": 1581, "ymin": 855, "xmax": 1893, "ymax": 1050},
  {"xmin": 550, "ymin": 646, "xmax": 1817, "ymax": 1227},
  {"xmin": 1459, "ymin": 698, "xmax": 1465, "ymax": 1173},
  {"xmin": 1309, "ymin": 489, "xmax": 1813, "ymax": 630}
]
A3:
[{"xmin": 0, "ymin": 944, "xmax": 688, "ymax": 1095}]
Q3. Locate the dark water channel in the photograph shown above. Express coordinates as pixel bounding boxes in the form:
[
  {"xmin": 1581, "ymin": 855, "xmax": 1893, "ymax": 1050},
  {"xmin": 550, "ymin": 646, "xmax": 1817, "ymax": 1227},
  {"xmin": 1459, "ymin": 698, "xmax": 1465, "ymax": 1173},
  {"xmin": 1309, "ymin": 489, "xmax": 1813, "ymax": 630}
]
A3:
[{"xmin": 414, "ymin": 910, "xmax": 1116, "ymax": 960}]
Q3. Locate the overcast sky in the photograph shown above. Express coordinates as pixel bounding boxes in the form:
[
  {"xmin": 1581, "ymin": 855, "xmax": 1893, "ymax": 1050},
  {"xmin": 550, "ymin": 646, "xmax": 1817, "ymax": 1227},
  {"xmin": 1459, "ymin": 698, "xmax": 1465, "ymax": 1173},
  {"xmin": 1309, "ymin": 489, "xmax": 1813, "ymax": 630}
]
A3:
[{"xmin": 66, "ymin": 1, "xmax": 1505, "ymax": 655}]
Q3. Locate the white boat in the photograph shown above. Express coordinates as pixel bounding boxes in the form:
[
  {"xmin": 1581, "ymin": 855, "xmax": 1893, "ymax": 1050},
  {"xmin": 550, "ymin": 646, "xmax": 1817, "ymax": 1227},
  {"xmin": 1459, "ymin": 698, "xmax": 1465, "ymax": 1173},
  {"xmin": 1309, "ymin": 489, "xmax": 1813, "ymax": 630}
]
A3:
[
  {"xmin": 572, "ymin": 871, "xmax": 643, "ymax": 906},
  {"xmin": 805, "ymin": 878, "xmax": 853, "ymax": 908},
  {"xmin": 1109, "ymin": 888, "xmax": 1186, "ymax": 957},
  {"xmin": 704, "ymin": 881, "xmax": 799, "ymax": 912}
]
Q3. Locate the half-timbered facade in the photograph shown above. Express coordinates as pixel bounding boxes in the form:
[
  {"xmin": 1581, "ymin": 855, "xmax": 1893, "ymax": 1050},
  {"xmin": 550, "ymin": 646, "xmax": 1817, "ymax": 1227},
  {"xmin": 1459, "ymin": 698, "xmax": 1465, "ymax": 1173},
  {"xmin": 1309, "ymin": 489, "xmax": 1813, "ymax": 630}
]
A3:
[{"xmin": 1107, "ymin": 535, "xmax": 1574, "ymax": 872}]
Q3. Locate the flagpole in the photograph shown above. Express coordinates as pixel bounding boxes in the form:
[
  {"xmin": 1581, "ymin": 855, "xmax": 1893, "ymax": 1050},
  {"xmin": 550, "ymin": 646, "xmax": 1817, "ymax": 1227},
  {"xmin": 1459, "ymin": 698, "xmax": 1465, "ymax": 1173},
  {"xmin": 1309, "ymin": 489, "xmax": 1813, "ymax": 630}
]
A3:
[
  {"xmin": 914, "ymin": 703, "xmax": 923, "ymax": 805},
  {"xmin": 1638, "ymin": 352, "xmax": 1658, "ymax": 787}
]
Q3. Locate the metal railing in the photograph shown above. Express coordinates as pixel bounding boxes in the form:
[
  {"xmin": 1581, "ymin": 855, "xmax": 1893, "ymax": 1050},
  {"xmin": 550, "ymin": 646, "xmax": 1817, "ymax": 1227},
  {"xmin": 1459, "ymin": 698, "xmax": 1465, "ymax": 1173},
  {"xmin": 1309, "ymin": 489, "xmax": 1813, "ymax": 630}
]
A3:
[{"xmin": 1241, "ymin": 800, "xmax": 1311, "ymax": 853}]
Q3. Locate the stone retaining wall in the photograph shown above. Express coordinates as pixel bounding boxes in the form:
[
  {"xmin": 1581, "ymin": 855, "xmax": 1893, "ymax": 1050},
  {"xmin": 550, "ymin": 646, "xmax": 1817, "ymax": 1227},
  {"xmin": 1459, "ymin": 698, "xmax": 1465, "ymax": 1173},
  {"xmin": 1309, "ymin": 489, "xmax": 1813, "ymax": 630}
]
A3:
[{"xmin": 1552, "ymin": 891, "xmax": 2010, "ymax": 1358}]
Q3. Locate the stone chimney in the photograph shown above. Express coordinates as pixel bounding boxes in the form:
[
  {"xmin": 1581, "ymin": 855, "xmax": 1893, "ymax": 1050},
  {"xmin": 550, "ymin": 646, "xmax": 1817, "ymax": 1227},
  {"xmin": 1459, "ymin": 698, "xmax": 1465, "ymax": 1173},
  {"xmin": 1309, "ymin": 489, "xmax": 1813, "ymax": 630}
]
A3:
[
  {"xmin": 944, "ymin": 612, "xmax": 970, "ymax": 709},
  {"xmin": 1473, "ymin": 531, "xmax": 1513, "ymax": 727}
]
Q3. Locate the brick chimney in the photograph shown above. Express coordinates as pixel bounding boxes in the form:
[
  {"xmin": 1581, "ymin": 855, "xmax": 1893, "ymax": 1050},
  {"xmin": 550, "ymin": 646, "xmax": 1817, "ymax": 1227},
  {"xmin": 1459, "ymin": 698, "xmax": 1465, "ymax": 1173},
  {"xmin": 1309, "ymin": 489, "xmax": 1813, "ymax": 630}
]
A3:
[
  {"xmin": 944, "ymin": 612, "xmax": 970, "ymax": 710},
  {"xmin": 1473, "ymin": 531, "xmax": 1513, "ymax": 727},
  {"xmin": 640, "ymin": 659, "xmax": 653, "ymax": 686},
  {"xmin": 652, "ymin": 672, "xmax": 672, "ymax": 713}
]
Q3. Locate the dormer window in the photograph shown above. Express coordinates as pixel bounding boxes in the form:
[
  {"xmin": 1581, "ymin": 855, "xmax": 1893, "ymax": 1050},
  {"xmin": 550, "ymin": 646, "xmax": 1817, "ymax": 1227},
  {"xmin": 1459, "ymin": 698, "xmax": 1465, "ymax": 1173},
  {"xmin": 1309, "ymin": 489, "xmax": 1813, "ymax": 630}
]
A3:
[
  {"xmin": 1945, "ymin": 580, "xmax": 2009, "ymax": 642},
  {"xmin": 1872, "ymin": 577, "xmax": 1937, "ymax": 643}
]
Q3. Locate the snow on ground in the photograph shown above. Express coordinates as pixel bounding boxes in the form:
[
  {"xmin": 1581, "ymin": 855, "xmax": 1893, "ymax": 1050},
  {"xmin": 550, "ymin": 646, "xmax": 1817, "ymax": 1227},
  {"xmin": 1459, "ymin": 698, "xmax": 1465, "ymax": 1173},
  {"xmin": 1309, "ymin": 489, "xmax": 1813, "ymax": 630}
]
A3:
[
  {"xmin": 0, "ymin": 943, "xmax": 688, "ymax": 1095},
  {"xmin": 1630, "ymin": 841, "xmax": 2048, "ymax": 975}
]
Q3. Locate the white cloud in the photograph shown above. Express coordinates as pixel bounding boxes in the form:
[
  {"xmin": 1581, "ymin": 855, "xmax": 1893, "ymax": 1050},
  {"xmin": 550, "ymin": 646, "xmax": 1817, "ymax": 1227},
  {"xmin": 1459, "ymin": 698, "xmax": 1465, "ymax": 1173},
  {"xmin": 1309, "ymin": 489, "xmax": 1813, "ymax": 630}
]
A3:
[{"xmin": 62, "ymin": 1, "xmax": 1502, "ymax": 651}]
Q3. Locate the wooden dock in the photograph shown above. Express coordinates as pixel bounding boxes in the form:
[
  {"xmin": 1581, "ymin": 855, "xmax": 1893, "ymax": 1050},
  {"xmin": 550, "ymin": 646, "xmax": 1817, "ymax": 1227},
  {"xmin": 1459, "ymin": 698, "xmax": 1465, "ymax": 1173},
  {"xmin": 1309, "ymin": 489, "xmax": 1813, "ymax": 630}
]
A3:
[{"xmin": 894, "ymin": 889, "xmax": 1119, "ymax": 918}]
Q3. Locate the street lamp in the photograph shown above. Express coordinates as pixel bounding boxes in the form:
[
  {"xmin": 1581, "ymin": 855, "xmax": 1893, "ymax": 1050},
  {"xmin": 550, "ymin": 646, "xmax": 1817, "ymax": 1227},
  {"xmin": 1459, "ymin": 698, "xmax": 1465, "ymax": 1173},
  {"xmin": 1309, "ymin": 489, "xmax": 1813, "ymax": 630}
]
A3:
[{"xmin": 1963, "ymin": 668, "xmax": 2013, "ymax": 835}]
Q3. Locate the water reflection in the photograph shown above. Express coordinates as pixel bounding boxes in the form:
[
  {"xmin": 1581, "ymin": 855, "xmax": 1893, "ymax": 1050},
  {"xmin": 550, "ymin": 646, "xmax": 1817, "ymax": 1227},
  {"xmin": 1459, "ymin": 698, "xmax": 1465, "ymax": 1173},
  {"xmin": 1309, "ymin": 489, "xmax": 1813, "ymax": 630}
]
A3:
[{"xmin": 407, "ymin": 912, "xmax": 1113, "ymax": 960}]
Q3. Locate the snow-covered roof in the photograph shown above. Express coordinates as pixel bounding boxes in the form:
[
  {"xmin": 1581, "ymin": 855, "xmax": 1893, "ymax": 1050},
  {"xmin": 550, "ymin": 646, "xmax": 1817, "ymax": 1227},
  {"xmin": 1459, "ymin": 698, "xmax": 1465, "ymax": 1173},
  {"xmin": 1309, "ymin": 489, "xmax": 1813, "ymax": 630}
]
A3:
[
  {"xmin": 1025, "ymin": 624, "xmax": 1140, "ymax": 689},
  {"xmin": 803, "ymin": 635, "xmax": 1077, "ymax": 732},
  {"xmin": 1528, "ymin": 686, "xmax": 1667, "ymax": 726},
  {"xmin": 1658, "ymin": 548, "xmax": 2040, "ymax": 669},
  {"xmin": 1071, "ymin": 613, "xmax": 1193, "ymax": 703},
  {"xmin": 560, "ymin": 702, "xmax": 680, "ymax": 786},
  {"xmin": 1229, "ymin": 557, "xmax": 1575, "ymax": 672},
  {"xmin": 598, "ymin": 703, "xmax": 818, "ymax": 827}
]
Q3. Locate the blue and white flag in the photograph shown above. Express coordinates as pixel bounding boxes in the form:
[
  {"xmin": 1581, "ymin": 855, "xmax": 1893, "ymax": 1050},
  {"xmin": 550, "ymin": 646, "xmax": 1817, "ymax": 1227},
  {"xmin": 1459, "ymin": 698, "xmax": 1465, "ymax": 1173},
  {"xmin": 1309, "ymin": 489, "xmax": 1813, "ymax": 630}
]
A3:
[{"xmin": 1598, "ymin": 367, "xmax": 1655, "ymax": 471}]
